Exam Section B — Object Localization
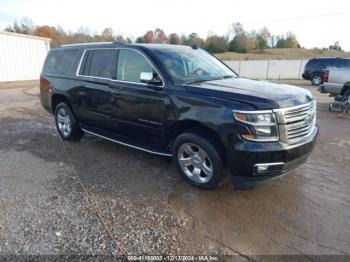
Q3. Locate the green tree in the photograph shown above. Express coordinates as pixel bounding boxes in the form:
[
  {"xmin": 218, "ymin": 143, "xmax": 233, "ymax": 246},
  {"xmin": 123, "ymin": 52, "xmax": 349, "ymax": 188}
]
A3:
[
  {"xmin": 276, "ymin": 32, "xmax": 299, "ymax": 48},
  {"xmin": 228, "ymin": 34, "xmax": 247, "ymax": 53},
  {"xmin": 169, "ymin": 33, "xmax": 181, "ymax": 45},
  {"xmin": 228, "ymin": 22, "xmax": 249, "ymax": 53},
  {"xmin": 256, "ymin": 27, "xmax": 270, "ymax": 51},
  {"xmin": 181, "ymin": 33, "xmax": 204, "ymax": 47},
  {"xmin": 204, "ymin": 35, "xmax": 228, "ymax": 53},
  {"xmin": 329, "ymin": 41, "xmax": 342, "ymax": 51},
  {"xmin": 276, "ymin": 36, "xmax": 286, "ymax": 48},
  {"xmin": 135, "ymin": 36, "xmax": 145, "ymax": 43},
  {"xmin": 285, "ymin": 32, "xmax": 299, "ymax": 48}
]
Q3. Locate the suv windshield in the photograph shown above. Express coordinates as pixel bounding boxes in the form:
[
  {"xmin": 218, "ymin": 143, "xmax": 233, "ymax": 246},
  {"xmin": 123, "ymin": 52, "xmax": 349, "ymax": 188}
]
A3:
[{"xmin": 153, "ymin": 47, "xmax": 237, "ymax": 84}]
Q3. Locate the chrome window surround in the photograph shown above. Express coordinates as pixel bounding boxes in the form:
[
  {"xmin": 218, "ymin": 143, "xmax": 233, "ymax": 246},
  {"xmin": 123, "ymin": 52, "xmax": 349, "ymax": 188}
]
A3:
[
  {"xmin": 75, "ymin": 47, "xmax": 165, "ymax": 88},
  {"xmin": 62, "ymin": 42, "xmax": 113, "ymax": 47}
]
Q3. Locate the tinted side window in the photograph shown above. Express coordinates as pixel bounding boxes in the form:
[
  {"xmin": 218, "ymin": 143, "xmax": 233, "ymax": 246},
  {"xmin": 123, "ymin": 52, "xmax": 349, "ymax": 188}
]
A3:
[
  {"xmin": 311, "ymin": 59, "xmax": 337, "ymax": 68},
  {"xmin": 329, "ymin": 58, "xmax": 340, "ymax": 67},
  {"xmin": 307, "ymin": 60, "xmax": 317, "ymax": 67},
  {"xmin": 117, "ymin": 49, "xmax": 153, "ymax": 83},
  {"xmin": 43, "ymin": 49, "xmax": 79, "ymax": 74},
  {"xmin": 317, "ymin": 59, "xmax": 326, "ymax": 66},
  {"xmin": 87, "ymin": 49, "xmax": 117, "ymax": 79},
  {"xmin": 44, "ymin": 51, "xmax": 60, "ymax": 73},
  {"xmin": 340, "ymin": 59, "xmax": 350, "ymax": 68},
  {"xmin": 317, "ymin": 59, "xmax": 330, "ymax": 67},
  {"xmin": 57, "ymin": 50, "xmax": 80, "ymax": 74}
]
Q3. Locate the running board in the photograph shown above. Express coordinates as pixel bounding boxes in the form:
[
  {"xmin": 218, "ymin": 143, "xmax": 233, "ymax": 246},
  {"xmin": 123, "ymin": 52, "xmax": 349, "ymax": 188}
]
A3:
[{"xmin": 81, "ymin": 126, "xmax": 172, "ymax": 157}]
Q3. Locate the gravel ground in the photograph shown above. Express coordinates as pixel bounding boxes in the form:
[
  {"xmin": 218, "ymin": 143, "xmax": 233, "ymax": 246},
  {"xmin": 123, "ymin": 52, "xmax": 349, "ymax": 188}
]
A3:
[{"xmin": 0, "ymin": 80, "xmax": 349, "ymax": 259}]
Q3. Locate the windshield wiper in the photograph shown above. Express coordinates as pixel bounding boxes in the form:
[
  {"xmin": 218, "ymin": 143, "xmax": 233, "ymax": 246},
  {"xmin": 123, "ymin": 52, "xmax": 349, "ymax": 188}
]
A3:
[
  {"xmin": 185, "ymin": 77, "xmax": 223, "ymax": 85},
  {"xmin": 185, "ymin": 75, "xmax": 237, "ymax": 85}
]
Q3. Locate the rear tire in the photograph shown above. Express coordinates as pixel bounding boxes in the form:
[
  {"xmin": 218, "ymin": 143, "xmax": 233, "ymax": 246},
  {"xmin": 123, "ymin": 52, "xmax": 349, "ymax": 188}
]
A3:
[
  {"xmin": 173, "ymin": 131, "xmax": 224, "ymax": 190},
  {"xmin": 55, "ymin": 102, "xmax": 83, "ymax": 141},
  {"xmin": 311, "ymin": 75, "xmax": 322, "ymax": 86}
]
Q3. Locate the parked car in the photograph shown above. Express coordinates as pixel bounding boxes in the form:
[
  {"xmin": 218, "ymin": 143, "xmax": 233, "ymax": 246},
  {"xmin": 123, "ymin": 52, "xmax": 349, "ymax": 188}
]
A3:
[
  {"xmin": 40, "ymin": 42, "xmax": 318, "ymax": 189},
  {"xmin": 319, "ymin": 67, "xmax": 350, "ymax": 101},
  {"xmin": 302, "ymin": 57, "xmax": 350, "ymax": 86}
]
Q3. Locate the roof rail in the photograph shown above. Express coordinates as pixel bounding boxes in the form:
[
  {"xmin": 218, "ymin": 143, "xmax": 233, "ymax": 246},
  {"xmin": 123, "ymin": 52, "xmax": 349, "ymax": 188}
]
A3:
[{"xmin": 61, "ymin": 41, "xmax": 113, "ymax": 47}]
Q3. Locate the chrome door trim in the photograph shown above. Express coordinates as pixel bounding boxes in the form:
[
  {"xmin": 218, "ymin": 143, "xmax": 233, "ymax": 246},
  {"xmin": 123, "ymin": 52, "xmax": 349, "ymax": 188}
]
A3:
[{"xmin": 82, "ymin": 128, "xmax": 172, "ymax": 157}]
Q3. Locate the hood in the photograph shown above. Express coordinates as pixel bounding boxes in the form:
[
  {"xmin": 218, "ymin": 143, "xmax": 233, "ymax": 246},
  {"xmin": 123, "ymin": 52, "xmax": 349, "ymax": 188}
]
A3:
[{"xmin": 185, "ymin": 77, "xmax": 314, "ymax": 109}]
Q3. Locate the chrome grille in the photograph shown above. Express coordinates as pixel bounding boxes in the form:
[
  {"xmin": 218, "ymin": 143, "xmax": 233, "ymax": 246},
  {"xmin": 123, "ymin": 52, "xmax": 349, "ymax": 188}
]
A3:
[
  {"xmin": 274, "ymin": 100, "xmax": 317, "ymax": 145},
  {"xmin": 284, "ymin": 102, "xmax": 313, "ymax": 123}
]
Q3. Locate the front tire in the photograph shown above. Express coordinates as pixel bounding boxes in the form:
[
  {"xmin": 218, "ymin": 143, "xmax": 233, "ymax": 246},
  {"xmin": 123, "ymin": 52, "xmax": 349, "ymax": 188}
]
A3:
[
  {"xmin": 173, "ymin": 131, "xmax": 224, "ymax": 189},
  {"xmin": 55, "ymin": 102, "xmax": 83, "ymax": 141},
  {"xmin": 311, "ymin": 75, "xmax": 322, "ymax": 86}
]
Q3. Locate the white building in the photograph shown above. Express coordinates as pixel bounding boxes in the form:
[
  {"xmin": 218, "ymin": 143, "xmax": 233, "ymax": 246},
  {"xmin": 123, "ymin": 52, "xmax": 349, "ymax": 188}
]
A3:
[{"xmin": 0, "ymin": 31, "xmax": 51, "ymax": 82}]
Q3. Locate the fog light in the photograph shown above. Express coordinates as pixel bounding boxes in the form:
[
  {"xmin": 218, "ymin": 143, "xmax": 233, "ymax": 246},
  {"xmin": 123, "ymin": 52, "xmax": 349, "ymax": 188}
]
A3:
[
  {"xmin": 254, "ymin": 162, "xmax": 285, "ymax": 175},
  {"xmin": 257, "ymin": 165, "xmax": 269, "ymax": 173}
]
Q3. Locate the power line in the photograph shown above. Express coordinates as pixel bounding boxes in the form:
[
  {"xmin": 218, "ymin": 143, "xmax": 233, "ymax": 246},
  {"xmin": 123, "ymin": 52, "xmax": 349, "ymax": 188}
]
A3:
[
  {"xmin": 199, "ymin": 11, "xmax": 350, "ymax": 32},
  {"xmin": 242, "ymin": 11, "xmax": 350, "ymax": 25}
]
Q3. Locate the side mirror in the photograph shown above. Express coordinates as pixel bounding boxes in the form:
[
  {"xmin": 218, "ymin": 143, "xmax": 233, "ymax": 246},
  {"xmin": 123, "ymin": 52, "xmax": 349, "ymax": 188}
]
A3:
[{"xmin": 140, "ymin": 72, "xmax": 162, "ymax": 86}]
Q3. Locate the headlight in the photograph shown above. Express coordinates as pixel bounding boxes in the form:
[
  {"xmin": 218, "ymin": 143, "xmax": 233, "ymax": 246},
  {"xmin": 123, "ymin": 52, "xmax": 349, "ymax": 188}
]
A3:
[{"xmin": 233, "ymin": 110, "xmax": 279, "ymax": 142}]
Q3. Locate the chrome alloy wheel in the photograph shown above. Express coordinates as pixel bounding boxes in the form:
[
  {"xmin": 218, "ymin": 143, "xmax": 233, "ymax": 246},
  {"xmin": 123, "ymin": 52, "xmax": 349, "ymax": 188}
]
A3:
[
  {"xmin": 177, "ymin": 143, "xmax": 213, "ymax": 183},
  {"xmin": 312, "ymin": 75, "xmax": 322, "ymax": 85},
  {"xmin": 57, "ymin": 107, "xmax": 72, "ymax": 137}
]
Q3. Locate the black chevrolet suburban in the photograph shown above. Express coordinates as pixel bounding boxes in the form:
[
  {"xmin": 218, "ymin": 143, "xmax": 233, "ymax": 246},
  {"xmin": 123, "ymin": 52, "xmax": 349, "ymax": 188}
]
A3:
[{"xmin": 40, "ymin": 42, "xmax": 318, "ymax": 189}]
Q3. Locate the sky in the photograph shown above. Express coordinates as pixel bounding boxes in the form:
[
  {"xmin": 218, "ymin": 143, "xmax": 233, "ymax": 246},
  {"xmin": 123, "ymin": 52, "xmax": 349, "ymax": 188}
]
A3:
[{"xmin": 0, "ymin": 0, "xmax": 350, "ymax": 50}]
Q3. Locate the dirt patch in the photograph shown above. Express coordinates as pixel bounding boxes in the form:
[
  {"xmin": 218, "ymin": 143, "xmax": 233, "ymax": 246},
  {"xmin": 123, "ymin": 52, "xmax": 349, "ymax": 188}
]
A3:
[{"xmin": 0, "ymin": 81, "xmax": 349, "ymax": 256}]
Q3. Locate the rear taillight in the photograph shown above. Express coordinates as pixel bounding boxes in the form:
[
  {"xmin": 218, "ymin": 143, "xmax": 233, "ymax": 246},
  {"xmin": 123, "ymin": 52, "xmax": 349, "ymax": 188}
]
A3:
[
  {"xmin": 323, "ymin": 70, "xmax": 329, "ymax": 82},
  {"xmin": 40, "ymin": 76, "xmax": 50, "ymax": 91}
]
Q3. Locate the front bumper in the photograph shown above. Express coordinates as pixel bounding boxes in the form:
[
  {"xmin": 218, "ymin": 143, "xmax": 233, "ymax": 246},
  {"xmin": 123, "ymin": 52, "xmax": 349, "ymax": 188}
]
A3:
[{"xmin": 228, "ymin": 125, "xmax": 319, "ymax": 188}]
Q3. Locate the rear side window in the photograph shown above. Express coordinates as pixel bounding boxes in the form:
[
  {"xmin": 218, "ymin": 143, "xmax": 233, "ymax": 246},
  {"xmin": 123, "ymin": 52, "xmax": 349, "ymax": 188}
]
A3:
[
  {"xmin": 117, "ymin": 49, "xmax": 153, "ymax": 83},
  {"xmin": 324, "ymin": 59, "xmax": 339, "ymax": 67},
  {"xmin": 309, "ymin": 59, "xmax": 337, "ymax": 68},
  {"xmin": 86, "ymin": 49, "xmax": 117, "ymax": 79},
  {"xmin": 340, "ymin": 59, "xmax": 350, "ymax": 68},
  {"xmin": 44, "ymin": 49, "xmax": 79, "ymax": 75},
  {"xmin": 307, "ymin": 59, "xmax": 317, "ymax": 66},
  {"xmin": 316, "ymin": 59, "xmax": 330, "ymax": 66}
]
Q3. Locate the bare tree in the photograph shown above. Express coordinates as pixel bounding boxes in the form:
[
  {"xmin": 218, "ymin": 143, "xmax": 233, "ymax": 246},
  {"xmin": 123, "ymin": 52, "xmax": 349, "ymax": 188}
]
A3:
[{"xmin": 101, "ymin": 28, "xmax": 114, "ymax": 41}]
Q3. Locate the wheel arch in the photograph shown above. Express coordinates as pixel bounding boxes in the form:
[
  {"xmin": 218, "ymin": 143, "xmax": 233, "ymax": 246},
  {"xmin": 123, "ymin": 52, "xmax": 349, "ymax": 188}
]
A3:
[
  {"xmin": 51, "ymin": 93, "xmax": 73, "ymax": 114},
  {"xmin": 169, "ymin": 120, "xmax": 227, "ymax": 164}
]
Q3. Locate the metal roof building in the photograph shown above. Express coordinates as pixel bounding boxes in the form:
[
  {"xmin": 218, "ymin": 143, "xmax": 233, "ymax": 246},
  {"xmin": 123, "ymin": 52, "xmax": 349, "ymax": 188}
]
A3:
[{"xmin": 0, "ymin": 31, "xmax": 51, "ymax": 82}]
